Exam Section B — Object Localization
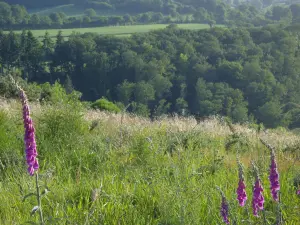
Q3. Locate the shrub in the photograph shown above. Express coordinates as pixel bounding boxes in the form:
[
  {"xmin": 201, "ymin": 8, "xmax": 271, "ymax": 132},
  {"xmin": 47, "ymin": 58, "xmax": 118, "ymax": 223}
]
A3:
[{"xmin": 91, "ymin": 98, "xmax": 121, "ymax": 113}]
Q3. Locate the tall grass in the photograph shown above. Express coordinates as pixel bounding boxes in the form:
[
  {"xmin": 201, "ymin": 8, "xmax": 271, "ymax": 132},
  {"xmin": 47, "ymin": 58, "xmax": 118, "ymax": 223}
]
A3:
[{"xmin": 0, "ymin": 99, "xmax": 299, "ymax": 224}]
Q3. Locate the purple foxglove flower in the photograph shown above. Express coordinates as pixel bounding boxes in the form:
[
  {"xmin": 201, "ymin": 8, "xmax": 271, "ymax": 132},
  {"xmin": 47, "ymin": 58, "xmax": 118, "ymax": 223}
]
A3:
[
  {"xmin": 252, "ymin": 179, "xmax": 264, "ymax": 217},
  {"xmin": 20, "ymin": 89, "xmax": 39, "ymax": 176},
  {"xmin": 297, "ymin": 189, "xmax": 300, "ymax": 195},
  {"xmin": 221, "ymin": 195, "xmax": 230, "ymax": 224},
  {"xmin": 237, "ymin": 179, "xmax": 247, "ymax": 206},
  {"xmin": 269, "ymin": 151, "xmax": 280, "ymax": 201},
  {"xmin": 236, "ymin": 161, "xmax": 247, "ymax": 206}
]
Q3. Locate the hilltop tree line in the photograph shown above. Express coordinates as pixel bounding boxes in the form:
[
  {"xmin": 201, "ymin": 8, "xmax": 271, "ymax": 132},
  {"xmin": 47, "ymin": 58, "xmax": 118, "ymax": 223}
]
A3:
[
  {"xmin": 1, "ymin": 24, "xmax": 300, "ymax": 128},
  {"xmin": 0, "ymin": 0, "xmax": 283, "ymax": 11},
  {"xmin": 1, "ymin": 1, "xmax": 300, "ymax": 29}
]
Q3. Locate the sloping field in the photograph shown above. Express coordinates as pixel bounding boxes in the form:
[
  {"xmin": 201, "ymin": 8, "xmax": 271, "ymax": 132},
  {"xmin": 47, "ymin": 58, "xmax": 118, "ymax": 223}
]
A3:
[
  {"xmin": 0, "ymin": 98, "xmax": 300, "ymax": 224},
  {"xmin": 10, "ymin": 23, "xmax": 213, "ymax": 39}
]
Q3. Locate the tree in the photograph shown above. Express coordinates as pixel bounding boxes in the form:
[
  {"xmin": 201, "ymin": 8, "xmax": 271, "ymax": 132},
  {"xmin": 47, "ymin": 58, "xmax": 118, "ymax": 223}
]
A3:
[
  {"xmin": 139, "ymin": 13, "xmax": 152, "ymax": 23},
  {"xmin": 216, "ymin": 61, "xmax": 243, "ymax": 86},
  {"xmin": 193, "ymin": 7, "xmax": 209, "ymax": 23},
  {"xmin": 84, "ymin": 8, "xmax": 97, "ymax": 17},
  {"xmin": 42, "ymin": 31, "xmax": 54, "ymax": 61},
  {"xmin": 268, "ymin": 6, "xmax": 292, "ymax": 23},
  {"xmin": 49, "ymin": 12, "xmax": 63, "ymax": 26},
  {"xmin": 175, "ymin": 97, "xmax": 188, "ymax": 115},
  {"xmin": 117, "ymin": 80, "xmax": 135, "ymax": 105},
  {"xmin": 131, "ymin": 102, "xmax": 150, "ymax": 117},
  {"xmin": 21, "ymin": 31, "xmax": 43, "ymax": 78},
  {"xmin": 152, "ymin": 12, "xmax": 164, "ymax": 22},
  {"xmin": 11, "ymin": 4, "xmax": 28, "ymax": 24},
  {"xmin": 29, "ymin": 14, "xmax": 40, "ymax": 26},
  {"xmin": 58, "ymin": 12, "xmax": 67, "ymax": 21},
  {"xmin": 257, "ymin": 101, "xmax": 284, "ymax": 128},
  {"xmin": 154, "ymin": 99, "xmax": 171, "ymax": 116},
  {"xmin": 64, "ymin": 75, "xmax": 74, "ymax": 94},
  {"xmin": 82, "ymin": 16, "xmax": 91, "ymax": 24},
  {"xmin": 109, "ymin": 16, "xmax": 123, "ymax": 25},
  {"xmin": 150, "ymin": 74, "xmax": 172, "ymax": 99},
  {"xmin": 207, "ymin": 18, "xmax": 216, "ymax": 28},
  {"xmin": 231, "ymin": 105, "xmax": 248, "ymax": 123},
  {"xmin": 290, "ymin": 4, "xmax": 300, "ymax": 22},
  {"xmin": 0, "ymin": 2, "xmax": 12, "ymax": 25},
  {"xmin": 1, "ymin": 31, "xmax": 21, "ymax": 69},
  {"xmin": 55, "ymin": 31, "xmax": 64, "ymax": 46},
  {"xmin": 40, "ymin": 16, "xmax": 52, "ymax": 26},
  {"xmin": 123, "ymin": 14, "xmax": 133, "ymax": 24},
  {"xmin": 134, "ymin": 81, "xmax": 155, "ymax": 104}
]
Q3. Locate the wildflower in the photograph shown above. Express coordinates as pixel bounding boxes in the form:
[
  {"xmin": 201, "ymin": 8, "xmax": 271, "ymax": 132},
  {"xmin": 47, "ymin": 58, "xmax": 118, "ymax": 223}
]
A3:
[
  {"xmin": 252, "ymin": 177, "xmax": 264, "ymax": 217},
  {"xmin": 269, "ymin": 150, "xmax": 280, "ymax": 201},
  {"xmin": 297, "ymin": 189, "xmax": 300, "ymax": 195},
  {"xmin": 20, "ymin": 89, "xmax": 39, "ymax": 176},
  {"xmin": 236, "ymin": 161, "xmax": 247, "ymax": 206},
  {"xmin": 220, "ymin": 195, "xmax": 230, "ymax": 224},
  {"xmin": 217, "ymin": 187, "xmax": 230, "ymax": 224},
  {"xmin": 237, "ymin": 179, "xmax": 247, "ymax": 206}
]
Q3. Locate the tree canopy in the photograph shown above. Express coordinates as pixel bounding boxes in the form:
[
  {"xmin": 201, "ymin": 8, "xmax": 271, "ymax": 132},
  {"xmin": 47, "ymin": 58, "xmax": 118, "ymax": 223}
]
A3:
[{"xmin": 1, "ymin": 24, "xmax": 300, "ymax": 128}]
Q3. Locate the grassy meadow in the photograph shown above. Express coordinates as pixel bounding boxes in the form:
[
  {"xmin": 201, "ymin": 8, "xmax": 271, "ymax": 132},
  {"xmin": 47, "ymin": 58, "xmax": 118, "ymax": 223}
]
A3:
[
  {"xmin": 9, "ymin": 24, "xmax": 212, "ymax": 39},
  {"xmin": 0, "ymin": 97, "xmax": 299, "ymax": 225}
]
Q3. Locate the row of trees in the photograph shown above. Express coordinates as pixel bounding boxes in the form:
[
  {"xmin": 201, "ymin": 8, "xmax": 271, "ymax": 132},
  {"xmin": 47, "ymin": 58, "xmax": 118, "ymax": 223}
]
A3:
[
  {"xmin": 1, "ymin": 1, "xmax": 300, "ymax": 29},
  {"xmin": 0, "ymin": 2, "xmax": 175, "ymax": 28},
  {"xmin": 1, "ymin": 24, "xmax": 300, "ymax": 128},
  {"xmin": 2, "ymin": 0, "xmax": 229, "ymax": 12}
]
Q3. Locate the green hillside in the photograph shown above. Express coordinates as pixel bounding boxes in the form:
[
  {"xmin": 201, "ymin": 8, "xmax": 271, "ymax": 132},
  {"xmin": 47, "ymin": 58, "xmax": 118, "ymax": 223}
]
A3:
[{"xmin": 1, "ymin": 0, "xmax": 300, "ymax": 30}]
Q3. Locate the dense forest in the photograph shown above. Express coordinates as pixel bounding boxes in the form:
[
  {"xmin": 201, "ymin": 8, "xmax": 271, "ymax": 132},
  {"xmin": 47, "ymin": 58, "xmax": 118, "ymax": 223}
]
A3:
[
  {"xmin": 1, "ymin": 0, "xmax": 300, "ymax": 128},
  {"xmin": 1, "ymin": 24, "xmax": 300, "ymax": 128},
  {"xmin": 0, "ymin": 0, "xmax": 300, "ymax": 29}
]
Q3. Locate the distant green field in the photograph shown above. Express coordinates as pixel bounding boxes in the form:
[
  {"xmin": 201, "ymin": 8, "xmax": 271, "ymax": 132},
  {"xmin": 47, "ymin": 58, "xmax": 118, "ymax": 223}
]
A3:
[{"xmin": 10, "ymin": 24, "xmax": 214, "ymax": 39}]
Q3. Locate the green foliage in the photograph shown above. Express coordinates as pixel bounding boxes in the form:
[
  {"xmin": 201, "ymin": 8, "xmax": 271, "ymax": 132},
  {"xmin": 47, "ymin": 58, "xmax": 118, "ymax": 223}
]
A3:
[
  {"xmin": 91, "ymin": 98, "xmax": 121, "ymax": 113},
  {"xmin": 41, "ymin": 81, "xmax": 82, "ymax": 106},
  {"xmin": 84, "ymin": 8, "xmax": 96, "ymax": 17},
  {"xmin": 2, "ymin": 22, "xmax": 300, "ymax": 128},
  {"xmin": 154, "ymin": 99, "xmax": 171, "ymax": 116},
  {"xmin": 134, "ymin": 81, "xmax": 155, "ymax": 104},
  {"xmin": 117, "ymin": 80, "xmax": 135, "ymax": 105},
  {"xmin": 257, "ymin": 101, "xmax": 284, "ymax": 128},
  {"xmin": 195, "ymin": 78, "xmax": 248, "ymax": 122},
  {"xmin": 131, "ymin": 102, "xmax": 150, "ymax": 117}
]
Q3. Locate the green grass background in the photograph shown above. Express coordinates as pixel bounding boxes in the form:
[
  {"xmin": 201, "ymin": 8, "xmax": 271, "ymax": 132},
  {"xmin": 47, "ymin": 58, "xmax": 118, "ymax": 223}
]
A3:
[{"xmin": 0, "ymin": 96, "xmax": 299, "ymax": 224}]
